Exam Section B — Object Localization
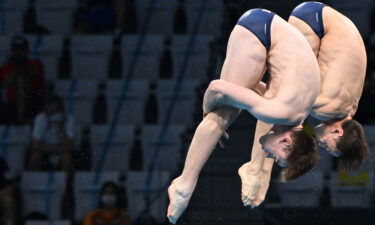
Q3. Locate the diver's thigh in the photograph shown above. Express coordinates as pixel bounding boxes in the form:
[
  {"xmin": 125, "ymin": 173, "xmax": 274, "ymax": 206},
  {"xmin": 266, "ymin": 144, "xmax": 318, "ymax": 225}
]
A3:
[{"xmin": 219, "ymin": 25, "xmax": 267, "ymax": 90}]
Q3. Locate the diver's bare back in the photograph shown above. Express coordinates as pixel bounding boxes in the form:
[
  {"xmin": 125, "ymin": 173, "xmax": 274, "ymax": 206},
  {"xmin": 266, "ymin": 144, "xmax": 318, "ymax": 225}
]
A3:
[
  {"xmin": 302, "ymin": 6, "xmax": 366, "ymax": 120},
  {"xmin": 220, "ymin": 13, "xmax": 320, "ymax": 125},
  {"xmin": 264, "ymin": 14, "xmax": 320, "ymax": 124}
]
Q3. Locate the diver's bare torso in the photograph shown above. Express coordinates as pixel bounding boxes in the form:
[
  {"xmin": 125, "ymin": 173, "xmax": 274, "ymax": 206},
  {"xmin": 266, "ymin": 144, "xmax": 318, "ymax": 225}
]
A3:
[
  {"xmin": 290, "ymin": 6, "xmax": 366, "ymax": 121},
  {"xmin": 258, "ymin": 14, "xmax": 320, "ymax": 124}
]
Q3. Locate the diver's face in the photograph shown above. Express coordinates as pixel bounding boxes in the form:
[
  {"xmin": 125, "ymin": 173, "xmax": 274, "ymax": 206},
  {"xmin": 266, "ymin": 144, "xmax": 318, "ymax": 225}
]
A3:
[
  {"xmin": 314, "ymin": 123, "xmax": 343, "ymax": 157},
  {"xmin": 259, "ymin": 126, "xmax": 291, "ymax": 167}
]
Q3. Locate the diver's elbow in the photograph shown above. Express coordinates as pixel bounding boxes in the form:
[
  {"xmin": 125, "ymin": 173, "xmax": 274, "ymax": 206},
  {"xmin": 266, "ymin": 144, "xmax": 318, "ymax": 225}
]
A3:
[
  {"xmin": 208, "ymin": 80, "xmax": 224, "ymax": 93},
  {"xmin": 208, "ymin": 80, "xmax": 225, "ymax": 99}
]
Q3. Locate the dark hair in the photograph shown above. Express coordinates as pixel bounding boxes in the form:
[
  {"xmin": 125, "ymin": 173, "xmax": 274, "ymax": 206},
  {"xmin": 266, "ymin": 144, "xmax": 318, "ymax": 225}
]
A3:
[
  {"xmin": 98, "ymin": 181, "xmax": 121, "ymax": 208},
  {"xmin": 281, "ymin": 129, "xmax": 319, "ymax": 182},
  {"xmin": 336, "ymin": 119, "xmax": 369, "ymax": 172}
]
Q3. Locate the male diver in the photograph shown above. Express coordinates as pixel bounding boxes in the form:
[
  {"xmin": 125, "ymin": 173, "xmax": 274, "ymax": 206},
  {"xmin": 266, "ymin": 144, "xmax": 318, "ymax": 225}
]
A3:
[
  {"xmin": 240, "ymin": 1, "xmax": 369, "ymax": 208},
  {"xmin": 167, "ymin": 8, "xmax": 321, "ymax": 223}
]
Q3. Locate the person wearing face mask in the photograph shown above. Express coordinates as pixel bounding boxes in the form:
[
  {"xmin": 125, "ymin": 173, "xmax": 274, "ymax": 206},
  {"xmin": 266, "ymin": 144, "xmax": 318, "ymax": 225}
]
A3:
[
  {"xmin": 84, "ymin": 182, "xmax": 130, "ymax": 225},
  {"xmin": 0, "ymin": 36, "xmax": 45, "ymax": 124},
  {"xmin": 28, "ymin": 96, "xmax": 74, "ymax": 172}
]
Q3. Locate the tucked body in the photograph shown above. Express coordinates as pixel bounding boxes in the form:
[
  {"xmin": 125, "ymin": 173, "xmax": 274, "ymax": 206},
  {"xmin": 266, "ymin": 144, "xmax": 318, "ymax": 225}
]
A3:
[
  {"xmin": 167, "ymin": 8, "xmax": 320, "ymax": 224},
  {"xmin": 289, "ymin": 1, "xmax": 368, "ymax": 170},
  {"xmin": 244, "ymin": 2, "xmax": 369, "ymax": 209}
]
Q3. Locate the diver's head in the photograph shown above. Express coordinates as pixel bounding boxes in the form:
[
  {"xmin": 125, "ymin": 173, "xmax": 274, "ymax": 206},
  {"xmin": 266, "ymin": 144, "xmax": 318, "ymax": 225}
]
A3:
[
  {"xmin": 260, "ymin": 124, "xmax": 319, "ymax": 182},
  {"xmin": 315, "ymin": 118, "xmax": 369, "ymax": 171}
]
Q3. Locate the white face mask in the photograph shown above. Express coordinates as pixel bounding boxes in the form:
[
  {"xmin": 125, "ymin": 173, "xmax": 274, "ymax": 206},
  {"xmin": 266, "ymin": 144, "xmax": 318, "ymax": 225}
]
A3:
[
  {"xmin": 101, "ymin": 194, "xmax": 116, "ymax": 206},
  {"xmin": 49, "ymin": 113, "xmax": 63, "ymax": 122}
]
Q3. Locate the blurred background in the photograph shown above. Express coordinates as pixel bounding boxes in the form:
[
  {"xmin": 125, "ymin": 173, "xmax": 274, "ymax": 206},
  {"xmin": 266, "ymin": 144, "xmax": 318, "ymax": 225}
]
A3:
[{"xmin": 0, "ymin": 0, "xmax": 375, "ymax": 225}]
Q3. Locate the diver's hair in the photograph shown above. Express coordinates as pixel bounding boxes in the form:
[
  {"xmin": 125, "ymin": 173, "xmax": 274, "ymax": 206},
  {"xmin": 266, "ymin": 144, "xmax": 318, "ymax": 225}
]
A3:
[
  {"xmin": 336, "ymin": 119, "xmax": 369, "ymax": 172},
  {"xmin": 280, "ymin": 129, "xmax": 319, "ymax": 182}
]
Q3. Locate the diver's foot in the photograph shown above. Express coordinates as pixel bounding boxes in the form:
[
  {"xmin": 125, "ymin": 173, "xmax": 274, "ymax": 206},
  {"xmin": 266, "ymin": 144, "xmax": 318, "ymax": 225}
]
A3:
[
  {"xmin": 238, "ymin": 162, "xmax": 258, "ymax": 206},
  {"xmin": 167, "ymin": 177, "xmax": 195, "ymax": 224}
]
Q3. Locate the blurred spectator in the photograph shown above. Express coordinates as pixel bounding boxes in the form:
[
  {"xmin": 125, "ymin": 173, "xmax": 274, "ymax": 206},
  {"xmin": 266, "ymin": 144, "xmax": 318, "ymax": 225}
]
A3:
[
  {"xmin": 28, "ymin": 96, "xmax": 74, "ymax": 172},
  {"xmin": 0, "ymin": 157, "xmax": 15, "ymax": 225},
  {"xmin": 23, "ymin": 0, "xmax": 50, "ymax": 34},
  {"xmin": 0, "ymin": 36, "xmax": 45, "ymax": 124},
  {"xmin": 84, "ymin": 182, "xmax": 130, "ymax": 225}
]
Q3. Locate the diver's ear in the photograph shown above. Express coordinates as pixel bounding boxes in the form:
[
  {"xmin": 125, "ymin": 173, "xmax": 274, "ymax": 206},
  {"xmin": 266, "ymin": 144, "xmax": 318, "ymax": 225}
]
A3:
[
  {"xmin": 332, "ymin": 125, "xmax": 344, "ymax": 137},
  {"xmin": 328, "ymin": 121, "xmax": 344, "ymax": 138},
  {"xmin": 335, "ymin": 127, "xmax": 344, "ymax": 137},
  {"xmin": 279, "ymin": 136, "xmax": 291, "ymax": 146}
]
